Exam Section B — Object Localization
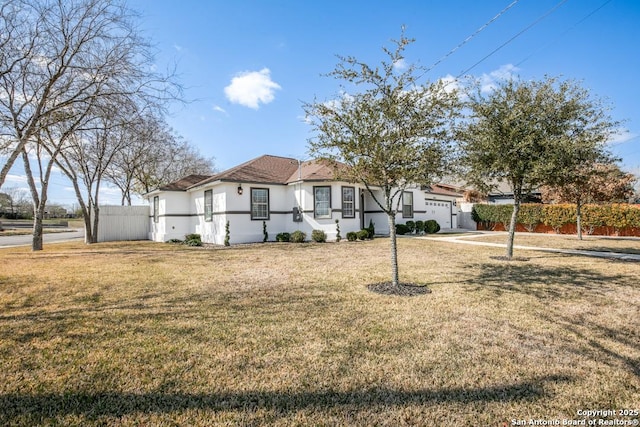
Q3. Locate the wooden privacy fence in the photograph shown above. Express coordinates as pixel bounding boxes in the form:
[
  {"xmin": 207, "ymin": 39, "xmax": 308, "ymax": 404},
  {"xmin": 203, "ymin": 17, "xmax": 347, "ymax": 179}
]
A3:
[{"xmin": 97, "ymin": 205, "xmax": 149, "ymax": 242}]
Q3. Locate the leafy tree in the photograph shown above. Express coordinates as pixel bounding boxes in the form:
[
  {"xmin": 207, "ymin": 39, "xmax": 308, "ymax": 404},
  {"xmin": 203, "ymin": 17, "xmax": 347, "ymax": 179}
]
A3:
[
  {"xmin": 304, "ymin": 31, "xmax": 460, "ymax": 287},
  {"xmin": 542, "ymin": 163, "xmax": 635, "ymax": 239},
  {"xmin": 458, "ymin": 76, "xmax": 616, "ymax": 258}
]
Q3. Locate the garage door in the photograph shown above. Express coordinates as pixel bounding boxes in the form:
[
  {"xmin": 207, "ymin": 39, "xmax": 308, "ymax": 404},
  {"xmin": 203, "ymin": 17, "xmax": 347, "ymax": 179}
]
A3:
[{"xmin": 425, "ymin": 200, "xmax": 451, "ymax": 228}]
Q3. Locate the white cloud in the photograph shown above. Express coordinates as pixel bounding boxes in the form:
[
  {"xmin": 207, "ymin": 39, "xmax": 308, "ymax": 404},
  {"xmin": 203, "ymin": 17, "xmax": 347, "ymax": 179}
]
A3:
[
  {"xmin": 224, "ymin": 68, "xmax": 281, "ymax": 109},
  {"xmin": 212, "ymin": 105, "xmax": 228, "ymax": 115},
  {"xmin": 5, "ymin": 174, "xmax": 29, "ymax": 184},
  {"xmin": 393, "ymin": 58, "xmax": 408, "ymax": 71},
  {"xmin": 173, "ymin": 43, "xmax": 183, "ymax": 52},
  {"xmin": 480, "ymin": 64, "xmax": 519, "ymax": 93}
]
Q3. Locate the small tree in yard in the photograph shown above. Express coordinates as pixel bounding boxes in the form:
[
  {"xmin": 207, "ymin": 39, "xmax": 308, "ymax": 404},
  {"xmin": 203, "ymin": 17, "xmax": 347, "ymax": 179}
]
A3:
[
  {"xmin": 542, "ymin": 162, "xmax": 635, "ymax": 239},
  {"xmin": 458, "ymin": 76, "xmax": 617, "ymax": 258},
  {"xmin": 304, "ymin": 31, "xmax": 460, "ymax": 288}
]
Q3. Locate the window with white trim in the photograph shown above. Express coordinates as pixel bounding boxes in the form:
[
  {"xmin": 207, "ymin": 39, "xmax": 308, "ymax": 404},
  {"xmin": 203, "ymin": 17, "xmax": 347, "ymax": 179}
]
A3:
[
  {"xmin": 204, "ymin": 190, "xmax": 213, "ymax": 222},
  {"xmin": 342, "ymin": 186, "xmax": 355, "ymax": 218},
  {"xmin": 314, "ymin": 186, "xmax": 331, "ymax": 218},
  {"xmin": 402, "ymin": 191, "xmax": 413, "ymax": 218},
  {"xmin": 251, "ymin": 188, "xmax": 269, "ymax": 220},
  {"xmin": 153, "ymin": 196, "xmax": 159, "ymax": 223}
]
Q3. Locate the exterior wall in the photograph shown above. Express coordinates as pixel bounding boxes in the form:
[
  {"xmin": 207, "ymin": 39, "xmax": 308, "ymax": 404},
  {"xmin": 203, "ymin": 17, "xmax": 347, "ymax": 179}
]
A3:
[
  {"xmin": 193, "ymin": 184, "xmax": 228, "ymax": 245},
  {"xmin": 364, "ymin": 188, "xmax": 462, "ymax": 233},
  {"xmin": 290, "ymin": 181, "xmax": 361, "ymax": 240},
  {"xmin": 149, "ymin": 192, "xmax": 192, "ymax": 242},
  {"xmin": 149, "ymin": 181, "xmax": 467, "ymax": 245}
]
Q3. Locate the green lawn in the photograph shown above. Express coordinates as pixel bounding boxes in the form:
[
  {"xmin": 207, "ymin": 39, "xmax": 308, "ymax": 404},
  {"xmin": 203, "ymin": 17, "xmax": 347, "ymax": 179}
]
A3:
[{"xmin": 0, "ymin": 239, "xmax": 638, "ymax": 426}]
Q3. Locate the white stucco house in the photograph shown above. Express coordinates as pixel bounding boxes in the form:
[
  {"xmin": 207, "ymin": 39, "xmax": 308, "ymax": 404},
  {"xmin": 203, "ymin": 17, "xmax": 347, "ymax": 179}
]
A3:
[{"xmin": 145, "ymin": 154, "xmax": 466, "ymax": 244}]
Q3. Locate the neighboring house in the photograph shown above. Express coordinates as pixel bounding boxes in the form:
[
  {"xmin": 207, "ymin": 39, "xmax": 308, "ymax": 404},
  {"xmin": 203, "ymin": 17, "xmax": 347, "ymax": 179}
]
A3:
[
  {"xmin": 487, "ymin": 182, "xmax": 542, "ymax": 204},
  {"xmin": 145, "ymin": 154, "xmax": 467, "ymax": 244}
]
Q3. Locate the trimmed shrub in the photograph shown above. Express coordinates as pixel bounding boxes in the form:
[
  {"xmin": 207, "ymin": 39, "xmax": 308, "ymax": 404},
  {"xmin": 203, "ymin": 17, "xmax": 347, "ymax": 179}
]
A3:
[
  {"xmin": 517, "ymin": 204, "xmax": 543, "ymax": 232},
  {"xmin": 367, "ymin": 219, "xmax": 375, "ymax": 239},
  {"xmin": 405, "ymin": 220, "xmax": 416, "ymax": 234},
  {"xmin": 262, "ymin": 221, "xmax": 268, "ymax": 242},
  {"xmin": 415, "ymin": 220, "xmax": 425, "ymax": 234},
  {"xmin": 335, "ymin": 219, "xmax": 341, "ymax": 242},
  {"xmin": 275, "ymin": 232, "xmax": 290, "ymax": 242},
  {"xmin": 224, "ymin": 221, "xmax": 230, "ymax": 246},
  {"xmin": 184, "ymin": 233, "xmax": 202, "ymax": 246},
  {"xmin": 346, "ymin": 231, "xmax": 358, "ymax": 241},
  {"xmin": 472, "ymin": 204, "xmax": 496, "ymax": 229},
  {"xmin": 357, "ymin": 229, "xmax": 370, "ymax": 240},
  {"xmin": 395, "ymin": 223, "xmax": 409, "ymax": 235},
  {"xmin": 424, "ymin": 219, "xmax": 440, "ymax": 234},
  {"xmin": 542, "ymin": 204, "xmax": 576, "ymax": 234},
  {"xmin": 581, "ymin": 204, "xmax": 607, "ymax": 235},
  {"xmin": 290, "ymin": 230, "xmax": 306, "ymax": 243},
  {"xmin": 311, "ymin": 229, "xmax": 327, "ymax": 243}
]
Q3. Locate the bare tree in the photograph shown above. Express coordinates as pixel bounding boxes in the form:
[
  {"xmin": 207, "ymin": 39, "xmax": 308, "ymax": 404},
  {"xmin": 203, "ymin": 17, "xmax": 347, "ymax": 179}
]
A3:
[
  {"xmin": 0, "ymin": 0, "xmax": 179, "ymax": 189},
  {"xmin": 54, "ymin": 103, "xmax": 133, "ymax": 243},
  {"xmin": 0, "ymin": 186, "xmax": 31, "ymax": 217},
  {"xmin": 105, "ymin": 114, "xmax": 214, "ymax": 202}
]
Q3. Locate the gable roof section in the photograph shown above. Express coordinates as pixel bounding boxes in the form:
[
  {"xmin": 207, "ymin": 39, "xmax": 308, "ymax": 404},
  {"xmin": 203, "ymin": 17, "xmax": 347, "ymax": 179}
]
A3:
[
  {"xmin": 285, "ymin": 159, "xmax": 343, "ymax": 183},
  {"xmin": 190, "ymin": 155, "xmax": 300, "ymax": 188},
  {"xmin": 157, "ymin": 154, "xmax": 469, "ymax": 194},
  {"xmin": 159, "ymin": 174, "xmax": 212, "ymax": 191}
]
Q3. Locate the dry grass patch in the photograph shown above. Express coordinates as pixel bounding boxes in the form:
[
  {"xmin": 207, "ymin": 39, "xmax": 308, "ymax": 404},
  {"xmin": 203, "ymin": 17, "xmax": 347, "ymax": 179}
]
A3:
[{"xmin": 0, "ymin": 239, "xmax": 638, "ymax": 426}]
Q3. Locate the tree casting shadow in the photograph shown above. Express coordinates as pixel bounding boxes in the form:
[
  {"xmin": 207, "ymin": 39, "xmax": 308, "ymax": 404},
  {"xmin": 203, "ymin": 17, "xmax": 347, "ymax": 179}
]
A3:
[{"xmin": 0, "ymin": 375, "xmax": 571, "ymax": 423}]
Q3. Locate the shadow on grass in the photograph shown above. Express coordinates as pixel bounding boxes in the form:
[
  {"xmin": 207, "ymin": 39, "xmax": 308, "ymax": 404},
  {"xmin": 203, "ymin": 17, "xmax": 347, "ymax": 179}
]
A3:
[
  {"xmin": 537, "ymin": 312, "xmax": 640, "ymax": 379},
  {"xmin": 0, "ymin": 375, "xmax": 571, "ymax": 422},
  {"xmin": 467, "ymin": 262, "xmax": 634, "ymax": 298},
  {"xmin": 575, "ymin": 246, "xmax": 640, "ymax": 256}
]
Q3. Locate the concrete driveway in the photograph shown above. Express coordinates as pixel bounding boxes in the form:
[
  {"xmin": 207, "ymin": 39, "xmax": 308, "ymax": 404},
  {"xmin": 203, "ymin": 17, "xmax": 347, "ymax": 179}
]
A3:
[{"xmin": 0, "ymin": 229, "xmax": 84, "ymax": 248}]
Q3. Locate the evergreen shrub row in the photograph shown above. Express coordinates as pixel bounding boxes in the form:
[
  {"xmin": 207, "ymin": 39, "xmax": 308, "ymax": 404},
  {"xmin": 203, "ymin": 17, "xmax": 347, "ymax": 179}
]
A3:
[{"xmin": 471, "ymin": 203, "xmax": 640, "ymax": 234}]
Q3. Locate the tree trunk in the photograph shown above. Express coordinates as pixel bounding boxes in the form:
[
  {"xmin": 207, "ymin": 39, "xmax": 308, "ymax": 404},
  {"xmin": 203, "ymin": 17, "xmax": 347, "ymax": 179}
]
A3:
[
  {"xmin": 387, "ymin": 212, "xmax": 399, "ymax": 286},
  {"xmin": 91, "ymin": 205, "xmax": 100, "ymax": 244},
  {"xmin": 506, "ymin": 199, "xmax": 521, "ymax": 260},
  {"xmin": 31, "ymin": 214, "xmax": 43, "ymax": 251},
  {"xmin": 576, "ymin": 200, "xmax": 583, "ymax": 240},
  {"xmin": 83, "ymin": 211, "xmax": 93, "ymax": 244}
]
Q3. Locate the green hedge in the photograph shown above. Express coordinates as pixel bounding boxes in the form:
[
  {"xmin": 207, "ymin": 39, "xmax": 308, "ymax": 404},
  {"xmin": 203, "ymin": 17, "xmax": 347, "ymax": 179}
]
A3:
[{"xmin": 471, "ymin": 203, "xmax": 640, "ymax": 232}]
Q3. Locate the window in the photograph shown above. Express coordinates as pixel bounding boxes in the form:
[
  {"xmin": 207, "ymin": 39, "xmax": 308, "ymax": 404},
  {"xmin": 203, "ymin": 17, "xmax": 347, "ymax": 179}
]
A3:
[
  {"xmin": 342, "ymin": 186, "xmax": 355, "ymax": 218},
  {"xmin": 153, "ymin": 196, "xmax": 159, "ymax": 223},
  {"xmin": 314, "ymin": 186, "xmax": 331, "ymax": 218},
  {"xmin": 402, "ymin": 191, "xmax": 413, "ymax": 218},
  {"xmin": 251, "ymin": 188, "xmax": 269, "ymax": 220},
  {"xmin": 204, "ymin": 190, "xmax": 213, "ymax": 221}
]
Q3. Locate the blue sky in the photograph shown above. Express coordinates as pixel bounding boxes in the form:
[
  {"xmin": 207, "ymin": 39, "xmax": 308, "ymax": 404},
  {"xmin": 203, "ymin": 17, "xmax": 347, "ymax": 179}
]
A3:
[{"xmin": 5, "ymin": 0, "xmax": 640, "ymax": 206}]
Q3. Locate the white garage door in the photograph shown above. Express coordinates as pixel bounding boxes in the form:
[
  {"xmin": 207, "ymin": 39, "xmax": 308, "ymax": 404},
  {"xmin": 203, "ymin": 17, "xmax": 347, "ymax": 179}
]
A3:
[{"xmin": 425, "ymin": 200, "xmax": 451, "ymax": 228}]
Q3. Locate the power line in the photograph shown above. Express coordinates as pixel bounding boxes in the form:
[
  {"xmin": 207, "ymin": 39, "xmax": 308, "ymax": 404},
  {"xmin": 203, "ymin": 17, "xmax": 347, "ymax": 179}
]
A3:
[
  {"xmin": 516, "ymin": 0, "xmax": 614, "ymax": 67},
  {"xmin": 456, "ymin": 0, "xmax": 569, "ymax": 79},
  {"xmin": 424, "ymin": 0, "xmax": 520, "ymax": 75}
]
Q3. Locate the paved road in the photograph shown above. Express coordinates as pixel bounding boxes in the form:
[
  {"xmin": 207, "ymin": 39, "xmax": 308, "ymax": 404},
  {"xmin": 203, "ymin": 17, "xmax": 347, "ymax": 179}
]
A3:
[{"xmin": 0, "ymin": 229, "xmax": 84, "ymax": 248}]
